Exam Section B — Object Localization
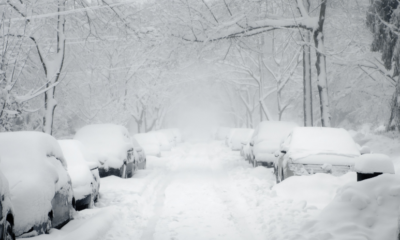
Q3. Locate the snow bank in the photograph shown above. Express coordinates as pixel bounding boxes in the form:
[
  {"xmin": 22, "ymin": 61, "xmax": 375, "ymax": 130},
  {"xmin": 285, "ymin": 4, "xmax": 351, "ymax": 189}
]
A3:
[
  {"xmin": 58, "ymin": 140, "xmax": 94, "ymax": 200},
  {"xmin": 354, "ymin": 153, "xmax": 395, "ymax": 174},
  {"xmin": 287, "ymin": 127, "xmax": 360, "ymax": 160},
  {"xmin": 74, "ymin": 124, "xmax": 133, "ymax": 170},
  {"xmin": 273, "ymin": 172, "xmax": 356, "ymax": 209},
  {"xmin": 298, "ymin": 174, "xmax": 400, "ymax": 240},
  {"xmin": 30, "ymin": 206, "xmax": 118, "ymax": 240},
  {"xmin": 0, "ymin": 131, "xmax": 67, "ymax": 236}
]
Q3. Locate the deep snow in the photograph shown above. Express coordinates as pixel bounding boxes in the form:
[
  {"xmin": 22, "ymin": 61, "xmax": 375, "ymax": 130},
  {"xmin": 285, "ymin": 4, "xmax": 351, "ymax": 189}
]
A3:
[{"xmin": 28, "ymin": 140, "xmax": 366, "ymax": 240}]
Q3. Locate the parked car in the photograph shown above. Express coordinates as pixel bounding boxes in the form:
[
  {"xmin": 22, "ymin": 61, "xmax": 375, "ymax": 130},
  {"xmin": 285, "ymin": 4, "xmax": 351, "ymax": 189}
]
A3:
[
  {"xmin": 152, "ymin": 131, "xmax": 172, "ymax": 151},
  {"xmin": 275, "ymin": 127, "xmax": 367, "ymax": 183},
  {"xmin": 132, "ymin": 138, "xmax": 146, "ymax": 170},
  {"xmin": 171, "ymin": 128, "xmax": 182, "ymax": 143},
  {"xmin": 157, "ymin": 129, "xmax": 176, "ymax": 147},
  {"xmin": 250, "ymin": 121, "xmax": 298, "ymax": 168},
  {"xmin": 229, "ymin": 128, "xmax": 254, "ymax": 151},
  {"xmin": 0, "ymin": 170, "xmax": 14, "ymax": 240},
  {"xmin": 241, "ymin": 142, "xmax": 253, "ymax": 163},
  {"xmin": 134, "ymin": 133, "xmax": 161, "ymax": 157},
  {"xmin": 75, "ymin": 124, "xmax": 135, "ymax": 178},
  {"xmin": 0, "ymin": 132, "xmax": 74, "ymax": 237},
  {"xmin": 58, "ymin": 140, "xmax": 100, "ymax": 211},
  {"xmin": 215, "ymin": 127, "xmax": 231, "ymax": 141}
]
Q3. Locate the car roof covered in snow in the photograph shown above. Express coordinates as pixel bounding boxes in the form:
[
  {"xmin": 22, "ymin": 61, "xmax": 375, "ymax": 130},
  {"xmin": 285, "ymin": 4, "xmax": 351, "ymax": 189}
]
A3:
[
  {"xmin": 0, "ymin": 131, "xmax": 68, "ymax": 236},
  {"xmin": 74, "ymin": 124, "xmax": 133, "ymax": 168},
  {"xmin": 286, "ymin": 127, "xmax": 361, "ymax": 160}
]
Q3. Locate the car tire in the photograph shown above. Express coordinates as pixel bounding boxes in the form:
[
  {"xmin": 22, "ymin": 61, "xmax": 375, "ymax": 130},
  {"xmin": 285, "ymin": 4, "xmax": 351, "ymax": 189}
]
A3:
[
  {"xmin": 274, "ymin": 167, "xmax": 280, "ymax": 183},
  {"xmin": 4, "ymin": 219, "xmax": 14, "ymax": 240},
  {"xmin": 121, "ymin": 164, "xmax": 127, "ymax": 178},
  {"xmin": 253, "ymin": 158, "xmax": 257, "ymax": 168}
]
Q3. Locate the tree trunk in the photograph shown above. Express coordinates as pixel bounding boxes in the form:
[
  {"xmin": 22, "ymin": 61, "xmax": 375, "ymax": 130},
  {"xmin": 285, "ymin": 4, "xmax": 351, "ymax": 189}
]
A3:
[
  {"xmin": 313, "ymin": 0, "xmax": 331, "ymax": 127},
  {"xmin": 303, "ymin": 37, "xmax": 313, "ymax": 126},
  {"xmin": 43, "ymin": 0, "xmax": 66, "ymax": 135}
]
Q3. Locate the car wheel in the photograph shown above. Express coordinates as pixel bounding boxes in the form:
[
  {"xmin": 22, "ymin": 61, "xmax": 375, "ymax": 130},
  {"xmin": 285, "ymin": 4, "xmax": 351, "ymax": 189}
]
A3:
[
  {"xmin": 274, "ymin": 167, "xmax": 279, "ymax": 183},
  {"xmin": 253, "ymin": 158, "xmax": 257, "ymax": 167},
  {"xmin": 4, "ymin": 219, "xmax": 14, "ymax": 240}
]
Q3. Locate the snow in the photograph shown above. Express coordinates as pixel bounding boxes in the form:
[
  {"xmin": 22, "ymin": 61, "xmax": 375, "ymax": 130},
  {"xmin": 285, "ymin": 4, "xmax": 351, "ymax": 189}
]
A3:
[
  {"xmin": 273, "ymin": 172, "xmax": 356, "ymax": 209},
  {"xmin": 58, "ymin": 140, "xmax": 95, "ymax": 200},
  {"xmin": 297, "ymin": 174, "xmax": 400, "ymax": 240},
  {"xmin": 215, "ymin": 127, "xmax": 231, "ymax": 140},
  {"xmin": 286, "ymin": 127, "xmax": 361, "ymax": 160},
  {"xmin": 0, "ymin": 131, "xmax": 68, "ymax": 236},
  {"xmin": 171, "ymin": 128, "xmax": 182, "ymax": 143},
  {"xmin": 134, "ymin": 132, "xmax": 161, "ymax": 156},
  {"xmin": 157, "ymin": 129, "xmax": 176, "ymax": 146},
  {"xmin": 252, "ymin": 121, "xmax": 297, "ymax": 161},
  {"xmin": 354, "ymin": 153, "xmax": 395, "ymax": 174},
  {"xmin": 151, "ymin": 131, "xmax": 172, "ymax": 151},
  {"xmin": 74, "ymin": 124, "xmax": 133, "ymax": 170},
  {"xmin": 23, "ymin": 138, "xmax": 400, "ymax": 240},
  {"xmin": 0, "ymin": 169, "xmax": 13, "ymax": 226}
]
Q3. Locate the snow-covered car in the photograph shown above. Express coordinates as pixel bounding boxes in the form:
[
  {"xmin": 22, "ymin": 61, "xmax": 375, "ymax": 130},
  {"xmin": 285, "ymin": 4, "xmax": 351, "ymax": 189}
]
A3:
[
  {"xmin": 134, "ymin": 133, "xmax": 161, "ymax": 157},
  {"xmin": 250, "ymin": 121, "xmax": 298, "ymax": 168},
  {"xmin": 0, "ymin": 132, "xmax": 74, "ymax": 237},
  {"xmin": 276, "ymin": 127, "xmax": 364, "ymax": 183},
  {"xmin": 241, "ymin": 142, "xmax": 253, "ymax": 163},
  {"xmin": 215, "ymin": 127, "xmax": 231, "ymax": 141},
  {"xmin": 157, "ymin": 129, "xmax": 176, "ymax": 147},
  {"xmin": 229, "ymin": 128, "xmax": 254, "ymax": 151},
  {"xmin": 171, "ymin": 128, "xmax": 182, "ymax": 143},
  {"xmin": 58, "ymin": 140, "xmax": 100, "ymax": 211},
  {"xmin": 0, "ymin": 170, "xmax": 14, "ymax": 240},
  {"xmin": 132, "ymin": 138, "xmax": 146, "ymax": 169},
  {"xmin": 152, "ymin": 131, "xmax": 172, "ymax": 151},
  {"xmin": 75, "ymin": 124, "xmax": 135, "ymax": 178}
]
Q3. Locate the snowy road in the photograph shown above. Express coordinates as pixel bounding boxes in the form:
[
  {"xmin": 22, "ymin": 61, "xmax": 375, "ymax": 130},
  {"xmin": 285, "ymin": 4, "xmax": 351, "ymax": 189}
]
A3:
[
  {"xmin": 94, "ymin": 141, "xmax": 319, "ymax": 240},
  {"xmin": 32, "ymin": 141, "xmax": 323, "ymax": 240}
]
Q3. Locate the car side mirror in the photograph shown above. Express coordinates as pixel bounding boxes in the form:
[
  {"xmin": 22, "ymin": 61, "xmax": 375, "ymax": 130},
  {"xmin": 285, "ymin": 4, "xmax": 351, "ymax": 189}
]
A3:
[
  {"xmin": 249, "ymin": 142, "xmax": 254, "ymax": 147},
  {"xmin": 280, "ymin": 150, "xmax": 287, "ymax": 154},
  {"xmin": 360, "ymin": 146, "xmax": 371, "ymax": 155}
]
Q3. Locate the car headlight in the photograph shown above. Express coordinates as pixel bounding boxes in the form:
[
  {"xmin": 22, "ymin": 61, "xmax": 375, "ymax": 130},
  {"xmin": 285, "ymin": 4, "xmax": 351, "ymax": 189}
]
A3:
[{"xmin": 288, "ymin": 163, "xmax": 309, "ymax": 176}]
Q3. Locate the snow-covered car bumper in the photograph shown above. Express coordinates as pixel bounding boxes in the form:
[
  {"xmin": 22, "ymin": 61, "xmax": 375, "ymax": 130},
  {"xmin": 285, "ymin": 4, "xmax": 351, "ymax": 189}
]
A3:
[
  {"xmin": 254, "ymin": 153, "xmax": 276, "ymax": 164},
  {"xmin": 288, "ymin": 163, "xmax": 352, "ymax": 176}
]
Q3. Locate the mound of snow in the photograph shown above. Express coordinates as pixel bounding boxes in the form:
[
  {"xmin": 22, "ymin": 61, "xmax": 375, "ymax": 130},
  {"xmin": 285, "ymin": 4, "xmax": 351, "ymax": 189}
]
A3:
[
  {"xmin": 273, "ymin": 172, "xmax": 356, "ymax": 209},
  {"xmin": 298, "ymin": 174, "xmax": 400, "ymax": 240},
  {"xmin": 74, "ymin": 124, "xmax": 133, "ymax": 170},
  {"xmin": 134, "ymin": 132, "xmax": 161, "ymax": 156},
  {"xmin": 354, "ymin": 154, "xmax": 395, "ymax": 174}
]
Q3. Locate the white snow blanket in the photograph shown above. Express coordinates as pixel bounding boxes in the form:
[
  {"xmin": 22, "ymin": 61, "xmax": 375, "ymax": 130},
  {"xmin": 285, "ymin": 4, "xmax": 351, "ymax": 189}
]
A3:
[
  {"xmin": 354, "ymin": 153, "xmax": 395, "ymax": 174},
  {"xmin": 285, "ymin": 127, "xmax": 361, "ymax": 161},
  {"xmin": 298, "ymin": 174, "xmax": 400, "ymax": 240},
  {"xmin": 0, "ymin": 131, "xmax": 69, "ymax": 236},
  {"xmin": 74, "ymin": 124, "xmax": 133, "ymax": 170}
]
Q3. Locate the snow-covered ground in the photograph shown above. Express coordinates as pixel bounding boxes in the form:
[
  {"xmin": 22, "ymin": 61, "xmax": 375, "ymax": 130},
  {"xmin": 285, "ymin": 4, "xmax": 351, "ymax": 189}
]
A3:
[{"xmin": 30, "ymin": 140, "xmax": 366, "ymax": 240}]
